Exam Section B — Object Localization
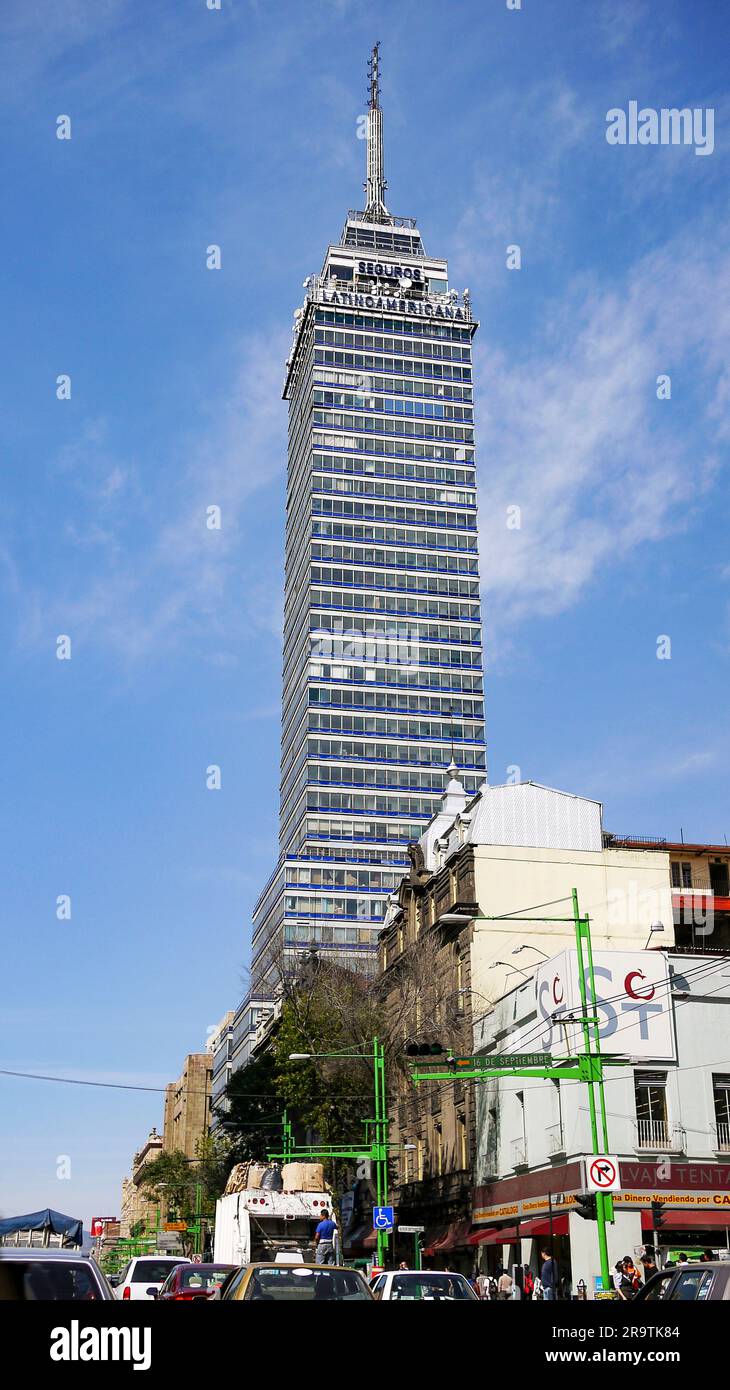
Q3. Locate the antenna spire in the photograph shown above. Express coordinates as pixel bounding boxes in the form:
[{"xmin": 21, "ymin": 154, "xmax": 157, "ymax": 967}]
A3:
[{"xmin": 363, "ymin": 43, "xmax": 389, "ymax": 222}]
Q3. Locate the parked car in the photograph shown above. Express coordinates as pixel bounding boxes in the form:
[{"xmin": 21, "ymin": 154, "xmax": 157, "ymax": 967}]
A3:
[
  {"xmin": 220, "ymin": 1262, "xmax": 373, "ymax": 1301},
  {"xmin": 0, "ymin": 1247, "xmax": 114, "ymax": 1300},
  {"xmin": 113, "ymin": 1255, "xmax": 190, "ymax": 1301},
  {"xmin": 156, "ymin": 1263, "xmax": 235, "ymax": 1301},
  {"xmin": 633, "ymin": 1261, "xmax": 730, "ymax": 1302},
  {"xmin": 370, "ymin": 1269, "xmax": 478, "ymax": 1301}
]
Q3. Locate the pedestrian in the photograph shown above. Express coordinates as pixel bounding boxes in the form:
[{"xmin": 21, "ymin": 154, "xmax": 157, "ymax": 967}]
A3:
[
  {"xmin": 701, "ymin": 1249, "xmax": 715, "ymax": 1263},
  {"xmin": 522, "ymin": 1265, "xmax": 534, "ymax": 1300},
  {"xmin": 678, "ymin": 1252, "xmax": 689, "ymax": 1264},
  {"xmin": 640, "ymin": 1248, "xmax": 658, "ymax": 1281},
  {"xmin": 613, "ymin": 1260, "xmax": 633, "ymax": 1300},
  {"xmin": 398, "ymin": 1261, "xmax": 408, "ymax": 1271},
  {"xmin": 540, "ymin": 1248, "xmax": 559, "ymax": 1302},
  {"xmin": 313, "ymin": 1208, "xmax": 337, "ymax": 1265},
  {"xmin": 475, "ymin": 1269, "xmax": 491, "ymax": 1300},
  {"xmin": 496, "ymin": 1266, "xmax": 514, "ymax": 1301},
  {"xmin": 623, "ymin": 1256, "xmax": 642, "ymax": 1294}
]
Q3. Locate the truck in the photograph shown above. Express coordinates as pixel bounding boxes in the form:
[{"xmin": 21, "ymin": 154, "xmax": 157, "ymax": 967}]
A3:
[{"xmin": 213, "ymin": 1188, "xmax": 333, "ymax": 1266}]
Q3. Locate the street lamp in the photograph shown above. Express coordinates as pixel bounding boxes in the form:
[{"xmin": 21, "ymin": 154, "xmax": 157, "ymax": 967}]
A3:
[
  {"xmin": 644, "ymin": 921, "xmax": 665, "ymax": 949},
  {"xmin": 494, "ymin": 960, "xmax": 533, "ymax": 981},
  {"xmin": 287, "ymin": 1040, "xmax": 391, "ymax": 1268},
  {"xmin": 512, "ymin": 945, "xmax": 549, "ymax": 960}
]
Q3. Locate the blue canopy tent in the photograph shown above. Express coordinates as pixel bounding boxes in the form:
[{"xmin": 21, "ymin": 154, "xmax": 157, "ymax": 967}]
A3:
[{"xmin": 0, "ymin": 1208, "xmax": 83, "ymax": 1247}]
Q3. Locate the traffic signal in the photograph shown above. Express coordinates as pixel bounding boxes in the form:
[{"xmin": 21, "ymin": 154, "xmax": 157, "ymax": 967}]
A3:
[
  {"xmin": 651, "ymin": 1201, "xmax": 666, "ymax": 1229},
  {"xmin": 406, "ymin": 1041, "xmax": 445, "ymax": 1057},
  {"xmin": 574, "ymin": 1193, "xmax": 598, "ymax": 1221}
]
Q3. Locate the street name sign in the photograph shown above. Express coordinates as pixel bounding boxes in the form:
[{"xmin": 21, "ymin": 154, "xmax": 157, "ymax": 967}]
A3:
[
  {"xmin": 452, "ymin": 1053, "xmax": 552, "ymax": 1070},
  {"xmin": 398, "ymin": 1225, "xmax": 425, "ymax": 1234}
]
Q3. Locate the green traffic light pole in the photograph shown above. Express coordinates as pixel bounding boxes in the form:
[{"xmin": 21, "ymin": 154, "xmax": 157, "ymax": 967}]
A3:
[
  {"xmin": 411, "ymin": 890, "xmax": 616, "ymax": 1294},
  {"xmin": 270, "ymin": 1037, "xmax": 392, "ymax": 1268}
]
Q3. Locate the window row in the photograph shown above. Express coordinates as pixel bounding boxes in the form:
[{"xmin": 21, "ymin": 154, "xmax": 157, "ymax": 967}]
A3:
[
  {"xmin": 309, "ymin": 712, "xmax": 484, "ymax": 742},
  {"xmin": 307, "ymin": 790, "xmax": 434, "ymax": 816},
  {"xmin": 314, "ymin": 433, "xmax": 473, "ymax": 465},
  {"xmin": 286, "ymin": 867, "xmax": 400, "ymax": 888},
  {"xmin": 312, "ymin": 521, "xmax": 478, "ymax": 553},
  {"xmin": 310, "ymin": 589, "xmax": 480, "ymax": 622},
  {"xmin": 310, "ymin": 563, "xmax": 479, "ymax": 597},
  {"xmin": 304, "ymin": 815, "xmax": 422, "ymax": 842},
  {"xmin": 308, "ymin": 663, "xmax": 484, "ymax": 693},
  {"xmin": 311, "ymin": 544, "xmax": 478, "ymax": 577},
  {"xmin": 313, "ymin": 499, "xmax": 476, "ymax": 533},
  {"xmin": 315, "ymin": 329, "xmax": 470, "ymax": 362},
  {"xmin": 308, "ymin": 738, "xmax": 485, "ymax": 769},
  {"xmin": 284, "ymin": 895, "xmax": 386, "ymax": 919},
  {"xmin": 315, "ymin": 368, "xmax": 473, "ymax": 404},
  {"xmin": 309, "ymin": 642, "xmax": 482, "ymax": 669},
  {"xmin": 311, "ymin": 613, "xmax": 481, "ymax": 644},
  {"xmin": 314, "ymin": 409, "xmax": 474, "ymax": 445},
  {"xmin": 314, "ymin": 474, "xmax": 475, "ymax": 508},
  {"xmin": 312, "ymin": 451, "xmax": 475, "ymax": 487},
  {"xmin": 309, "ymin": 764, "xmax": 482, "ymax": 793},
  {"xmin": 282, "ymin": 924, "xmax": 378, "ymax": 944},
  {"xmin": 316, "ymin": 347, "xmax": 471, "ymax": 383},
  {"xmin": 309, "ymin": 687, "xmax": 484, "ymax": 719},
  {"xmin": 315, "ymin": 308, "xmax": 472, "ymax": 342},
  {"xmin": 314, "ymin": 389, "xmax": 473, "ymax": 423}
]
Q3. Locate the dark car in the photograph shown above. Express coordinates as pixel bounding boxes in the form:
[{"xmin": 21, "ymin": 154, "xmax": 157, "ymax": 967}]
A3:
[
  {"xmin": 0, "ymin": 1247, "xmax": 114, "ymax": 1300},
  {"xmin": 633, "ymin": 1261, "xmax": 730, "ymax": 1302},
  {"xmin": 157, "ymin": 1263, "xmax": 235, "ymax": 1301}
]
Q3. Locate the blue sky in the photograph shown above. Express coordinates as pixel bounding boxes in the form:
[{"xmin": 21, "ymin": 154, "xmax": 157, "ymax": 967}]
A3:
[{"xmin": 1, "ymin": 0, "xmax": 728, "ymax": 1223}]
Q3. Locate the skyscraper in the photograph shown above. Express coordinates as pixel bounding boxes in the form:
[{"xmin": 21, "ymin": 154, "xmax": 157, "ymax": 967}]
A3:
[{"xmin": 245, "ymin": 45, "xmax": 486, "ymax": 1021}]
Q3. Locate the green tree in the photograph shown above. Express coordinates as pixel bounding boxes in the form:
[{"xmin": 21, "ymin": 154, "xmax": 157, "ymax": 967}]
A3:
[{"xmin": 218, "ymin": 1051, "xmax": 284, "ymax": 1165}]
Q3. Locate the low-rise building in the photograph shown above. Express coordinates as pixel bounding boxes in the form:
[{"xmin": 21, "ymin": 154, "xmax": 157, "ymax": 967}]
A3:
[
  {"xmin": 208, "ymin": 1011, "xmax": 235, "ymax": 1131},
  {"xmin": 119, "ymin": 1128, "xmax": 164, "ymax": 1237},
  {"xmin": 162, "ymin": 1052, "xmax": 212, "ymax": 1157},
  {"xmin": 472, "ymin": 950, "xmax": 730, "ymax": 1291},
  {"xmin": 379, "ymin": 768, "xmax": 678, "ymax": 1269}
]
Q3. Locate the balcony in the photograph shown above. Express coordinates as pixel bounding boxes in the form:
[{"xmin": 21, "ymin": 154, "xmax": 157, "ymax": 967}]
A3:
[
  {"xmin": 512, "ymin": 1139, "xmax": 528, "ymax": 1172},
  {"xmin": 711, "ymin": 1122, "xmax": 730, "ymax": 1155},
  {"xmin": 546, "ymin": 1124, "xmax": 566, "ymax": 1160},
  {"xmin": 634, "ymin": 1119, "xmax": 686, "ymax": 1153}
]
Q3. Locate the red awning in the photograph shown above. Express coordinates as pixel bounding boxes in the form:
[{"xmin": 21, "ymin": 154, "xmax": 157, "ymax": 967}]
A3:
[
  {"xmin": 362, "ymin": 1228, "xmax": 378, "ymax": 1249},
  {"xmin": 640, "ymin": 1210, "xmax": 730, "ymax": 1232},
  {"xmin": 434, "ymin": 1220, "xmax": 473, "ymax": 1252},
  {"xmin": 468, "ymin": 1216, "xmax": 569, "ymax": 1245},
  {"xmin": 468, "ymin": 1225, "xmax": 519, "ymax": 1246},
  {"xmin": 519, "ymin": 1215, "xmax": 570, "ymax": 1238},
  {"xmin": 422, "ymin": 1226, "xmax": 449, "ymax": 1256}
]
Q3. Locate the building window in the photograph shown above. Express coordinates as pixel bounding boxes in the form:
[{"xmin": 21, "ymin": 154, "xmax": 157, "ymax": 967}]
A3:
[
  {"xmin": 435, "ymin": 1123, "xmax": 443, "ymax": 1176},
  {"xmin": 634, "ymin": 1071, "xmax": 668, "ymax": 1148},
  {"xmin": 681, "ymin": 862, "xmax": 692, "ymax": 888},
  {"xmin": 417, "ymin": 1137, "xmax": 424, "ymax": 1181},
  {"xmin": 671, "ymin": 862, "xmax": 681, "ymax": 888},
  {"xmin": 713, "ymin": 1076, "xmax": 730, "ymax": 1150},
  {"xmin": 458, "ymin": 1113, "xmax": 467, "ymax": 1170}
]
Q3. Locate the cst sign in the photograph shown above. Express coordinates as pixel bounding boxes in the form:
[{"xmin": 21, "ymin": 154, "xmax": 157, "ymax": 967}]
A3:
[{"xmin": 535, "ymin": 950, "xmax": 675, "ymax": 1061}]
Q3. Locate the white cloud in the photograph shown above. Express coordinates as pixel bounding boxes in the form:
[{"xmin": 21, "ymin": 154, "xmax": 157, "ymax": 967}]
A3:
[
  {"xmin": 475, "ymin": 222, "xmax": 730, "ymax": 651},
  {"xmin": 15, "ymin": 330, "xmax": 289, "ymax": 664}
]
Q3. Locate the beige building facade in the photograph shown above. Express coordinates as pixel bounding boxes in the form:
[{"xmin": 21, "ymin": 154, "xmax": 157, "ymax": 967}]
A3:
[{"xmin": 163, "ymin": 1052, "xmax": 212, "ymax": 1157}]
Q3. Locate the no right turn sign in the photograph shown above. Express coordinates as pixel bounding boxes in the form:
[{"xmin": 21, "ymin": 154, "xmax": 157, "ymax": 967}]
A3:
[{"xmin": 586, "ymin": 1155, "xmax": 621, "ymax": 1192}]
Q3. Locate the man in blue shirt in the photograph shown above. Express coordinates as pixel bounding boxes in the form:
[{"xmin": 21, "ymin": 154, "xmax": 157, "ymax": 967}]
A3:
[
  {"xmin": 314, "ymin": 1209, "xmax": 337, "ymax": 1265},
  {"xmin": 540, "ymin": 1249, "xmax": 559, "ymax": 1301}
]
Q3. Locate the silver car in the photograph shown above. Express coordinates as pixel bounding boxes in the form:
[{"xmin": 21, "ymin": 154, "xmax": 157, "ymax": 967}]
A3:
[{"xmin": 0, "ymin": 1247, "xmax": 114, "ymax": 1300}]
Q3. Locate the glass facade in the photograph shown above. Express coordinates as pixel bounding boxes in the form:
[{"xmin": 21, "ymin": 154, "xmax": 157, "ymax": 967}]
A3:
[{"xmin": 247, "ymin": 206, "xmax": 486, "ymax": 997}]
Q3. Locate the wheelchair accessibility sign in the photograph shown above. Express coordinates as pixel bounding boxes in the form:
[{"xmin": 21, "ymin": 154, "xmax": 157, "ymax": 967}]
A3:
[{"xmin": 373, "ymin": 1206, "xmax": 394, "ymax": 1231}]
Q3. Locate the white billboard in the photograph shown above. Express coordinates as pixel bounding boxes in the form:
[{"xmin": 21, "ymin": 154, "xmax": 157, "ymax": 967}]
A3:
[{"xmin": 534, "ymin": 950, "xmax": 675, "ymax": 1061}]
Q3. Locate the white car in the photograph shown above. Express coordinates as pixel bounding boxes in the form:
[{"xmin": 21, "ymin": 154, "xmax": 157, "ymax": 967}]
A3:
[
  {"xmin": 113, "ymin": 1255, "xmax": 190, "ymax": 1301},
  {"xmin": 370, "ymin": 1269, "xmax": 478, "ymax": 1301}
]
